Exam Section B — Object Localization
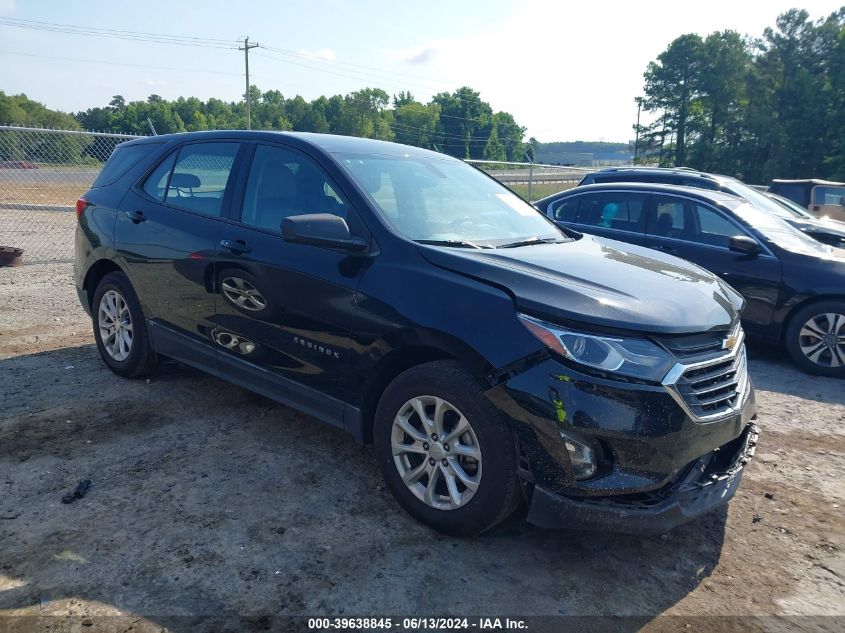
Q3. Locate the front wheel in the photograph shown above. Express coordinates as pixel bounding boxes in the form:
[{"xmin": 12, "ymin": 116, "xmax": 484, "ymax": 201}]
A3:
[
  {"xmin": 785, "ymin": 300, "xmax": 845, "ymax": 377},
  {"xmin": 373, "ymin": 361, "xmax": 521, "ymax": 536}
]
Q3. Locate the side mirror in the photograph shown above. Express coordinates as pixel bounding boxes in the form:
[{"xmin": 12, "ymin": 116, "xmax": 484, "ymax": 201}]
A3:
[
  {"xmin": 281, "ymin": 214, "xmax": 369, "ymax": 253},
  {"xmin": 729, "ymin": 235, "xmax": 761, "ymax": 255}
]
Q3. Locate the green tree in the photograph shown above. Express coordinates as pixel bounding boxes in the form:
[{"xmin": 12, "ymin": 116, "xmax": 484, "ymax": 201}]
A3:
[{"xmin": 642, "ymin": 34, "xmax": 705, "ymax": 166}]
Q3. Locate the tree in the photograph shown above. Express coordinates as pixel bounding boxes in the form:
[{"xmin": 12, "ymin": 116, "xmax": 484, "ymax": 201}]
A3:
[{"xmin": 642, "ymin": 34, "xmax": 705, "ymax": 166}]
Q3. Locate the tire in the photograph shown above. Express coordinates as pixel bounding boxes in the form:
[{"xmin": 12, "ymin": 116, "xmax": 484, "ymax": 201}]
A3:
[
  {"xmin": 784, "ymin": 299, "xmax": 845, "ymax": 378},
  {"xmin": 373, "ymin": 360, "xmax": 521, "ymax": 536},
  {"xmin": 91, "ymin": 271, "xmax": 159, "ymax": 378}
]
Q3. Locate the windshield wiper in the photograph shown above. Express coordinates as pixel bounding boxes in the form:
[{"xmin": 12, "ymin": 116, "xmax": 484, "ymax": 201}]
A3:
[
  {"xmin": 497, "ymin": 237, "xmax": 566, "ymax": 249},
  {"xmin": 415, "ymin": 239, "xmax": 491, "ymax": 249}
]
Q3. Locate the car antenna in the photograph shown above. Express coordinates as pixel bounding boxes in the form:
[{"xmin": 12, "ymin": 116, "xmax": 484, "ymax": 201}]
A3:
[{"xmin": 146, "ymin": 118, "xmax": 158, "ymax": 136}]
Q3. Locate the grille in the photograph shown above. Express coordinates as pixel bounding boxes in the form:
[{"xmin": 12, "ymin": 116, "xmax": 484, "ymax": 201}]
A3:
[{"xmin": 663, "ymin": 326, "xmax": 749, "ymax": 421}]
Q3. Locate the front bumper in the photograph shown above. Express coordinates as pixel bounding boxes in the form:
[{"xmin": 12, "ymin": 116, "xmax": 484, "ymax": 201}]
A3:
[
  {"xmin": 486, "ymin": 350, "xmax": 758, "ymax": 533},
  {"xmin": 526, "ymin": 422, "xmax": 758, "ymax": 535}
]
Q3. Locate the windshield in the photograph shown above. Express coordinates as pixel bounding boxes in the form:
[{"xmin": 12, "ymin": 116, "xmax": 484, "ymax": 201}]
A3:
[
  {"xmin": 724, "ymin": 178, "xmax": 817, "ymax": 220},
  {"xmin": 732, "ymin": 202, "xmax": 836, "ymax": 257},
  {"xmin": 336, "ymin": 152, "xmax": 565, "ymax": 247},
  {"xmin": 767, "ymin": 192, "xmax": 815, "ymax": 219}
]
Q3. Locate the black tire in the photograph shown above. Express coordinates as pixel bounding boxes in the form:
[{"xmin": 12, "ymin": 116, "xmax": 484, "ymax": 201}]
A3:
[
  {"xmin": 91, "ymin": 271, "xmax": 159, "ymax": 378},
  {"xmin": 784, "ymin": 299, "xmax": 845, "ymax": 378},
  {"xmin": 374, "ymin": 360, "xmax": 521, "ymax": 536}
]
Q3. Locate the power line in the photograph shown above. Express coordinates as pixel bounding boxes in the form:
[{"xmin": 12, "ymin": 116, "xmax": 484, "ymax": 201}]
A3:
[
  {"xmin": 261, "ymin": 44, "xmax": 452, "ymax": 91},
  {"xmin": 1, "ymin": 17, "xmax": 520, "ymax": 132},
  {"xmin": 0, "ymin": 17, "xmax": 236, "ymax": 49},
  {"xmin": 0, "ymin": 49, "xmax": 244, "ymax": 77}
]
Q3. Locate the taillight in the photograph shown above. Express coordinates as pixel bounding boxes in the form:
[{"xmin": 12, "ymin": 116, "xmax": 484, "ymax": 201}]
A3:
[{"xmin": 75, "ymin": 196, "xmax": 90, "ymax": 220}]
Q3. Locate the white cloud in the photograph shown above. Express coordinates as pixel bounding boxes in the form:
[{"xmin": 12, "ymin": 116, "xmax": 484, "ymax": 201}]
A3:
[
  {"xmin": 143, "ymin": 78, "xmax": 167, "ymax": 87},
  {"xmin": 298, "ymin": 48, "xmax": 336, "ymax": 62},
  {"xmin": 394, "ymin": 44, "xmax": 439, "ymax": 65},
  {"xmin": 0, "ymin": 0, "xmax": 15, "ymax": 16}
]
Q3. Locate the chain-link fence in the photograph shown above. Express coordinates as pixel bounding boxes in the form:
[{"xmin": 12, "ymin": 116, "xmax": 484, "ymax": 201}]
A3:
[
  {"xmin": 465, "ymin": 159, "xmax": 593, "ymax": 202},
  {"xmin": 0, "ymin": 126, "xmax": 142, "ymax": 264},
  {"xmin": 0, "ymin": 126, "xmax": 598, "ymax": 264}
]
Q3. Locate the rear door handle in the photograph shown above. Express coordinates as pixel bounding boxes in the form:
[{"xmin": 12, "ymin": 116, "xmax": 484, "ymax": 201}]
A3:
[
  {"xmin": 220, "ymin": 239, "xmax": 251, "ymax": 254},
  {"xmin": 125, "ymin": 210, "xmax": 146, "ymax": 223}
]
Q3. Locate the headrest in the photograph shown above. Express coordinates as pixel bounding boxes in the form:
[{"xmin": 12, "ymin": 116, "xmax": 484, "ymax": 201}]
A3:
[
  {"xmin": 261, "ymin": 161, "xmax": 297, "ymax": 198},
  {"xmin": 170, "ymin": 172, "xmax": 201, "ymax": 188}
]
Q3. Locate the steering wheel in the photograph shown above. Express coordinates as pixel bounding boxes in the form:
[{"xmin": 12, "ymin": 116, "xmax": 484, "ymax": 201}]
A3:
[{"xmin": 448, "ymin": 215, "xmax": 476, "ymax": 228}]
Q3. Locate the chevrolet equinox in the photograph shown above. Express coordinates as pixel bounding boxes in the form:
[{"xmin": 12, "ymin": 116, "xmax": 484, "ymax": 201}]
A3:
[{"xmin": 74, "ymin": 131, "xmax": 758, "ymax": 536}]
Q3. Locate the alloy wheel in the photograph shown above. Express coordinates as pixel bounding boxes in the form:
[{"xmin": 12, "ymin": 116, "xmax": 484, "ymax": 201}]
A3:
[
  {"xmin": 221, "ymin": 276, "xmax": 267, "ymax": 311},
  {"xmin": 98, "ymin": 289, "xmax": 133, "ymax": 361},
  {"xmin": 391, "ymin": 395, "xmax": 482, "ymax": 511},
  {"xmin": 799, "ymin": 312, "xmax": 845, "ymax": 368}
]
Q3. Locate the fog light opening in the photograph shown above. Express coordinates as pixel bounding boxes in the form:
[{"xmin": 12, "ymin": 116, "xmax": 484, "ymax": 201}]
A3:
[{"xmin": 562, "ymin": 435, "xmax": 597, "ymax": 480}]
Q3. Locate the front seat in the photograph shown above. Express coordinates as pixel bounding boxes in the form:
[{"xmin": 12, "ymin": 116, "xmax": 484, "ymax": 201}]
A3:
[
  {"xmin": 253, "ymin": 162, "xmax": 303, "ymax": 230},
  {"xmin": 655, "ymin": 213, "xmax": 674, "ymax": 237}
]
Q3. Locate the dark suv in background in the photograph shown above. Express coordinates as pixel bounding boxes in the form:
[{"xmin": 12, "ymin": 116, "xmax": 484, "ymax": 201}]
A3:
[
  {"xmin": 75, "ymin": 131, "xmax": 758, "ymax": 536},
  {"xmin": 580, "ymin": 167, "xmax": 845, "ymax": 248},
  {"xmin": 535, "ymin": 182, "xmax": 845, "ymax": 377}
]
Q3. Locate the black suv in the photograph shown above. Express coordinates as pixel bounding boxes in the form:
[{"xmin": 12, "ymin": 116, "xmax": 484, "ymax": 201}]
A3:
[
  {"xmin": 535, "ymin": 182, "xmax": 845, "ymax": 377},
  {"xmin": 75, "ymin": 131, "xmax": 757, "ymax": 536},
  {"xmin": 580, "ymin": 167, "xmax": 845, "ymax": 248}
]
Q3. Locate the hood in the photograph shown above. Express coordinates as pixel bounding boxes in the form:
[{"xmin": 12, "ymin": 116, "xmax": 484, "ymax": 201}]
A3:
[
  {"xmin": 419, "ymin": 235, "xmax": 744, "ymax": 334},
  {"xmin": 786, "ymin": 217, "xmax": 845, "ymax": 239}
]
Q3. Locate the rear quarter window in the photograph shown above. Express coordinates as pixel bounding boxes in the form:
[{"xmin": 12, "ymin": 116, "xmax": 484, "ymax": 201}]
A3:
[{"xmin": 92, "ymin": 143, "xmax": 159, "ymax": 188}]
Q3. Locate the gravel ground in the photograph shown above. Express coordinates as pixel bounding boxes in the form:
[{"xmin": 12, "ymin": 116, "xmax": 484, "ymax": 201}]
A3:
[{"xmin": 0, "ymin": 263, "xmax": 843, "ymax": 633}]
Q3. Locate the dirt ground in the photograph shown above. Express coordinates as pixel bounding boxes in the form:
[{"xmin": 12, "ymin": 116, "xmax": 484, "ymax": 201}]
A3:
[{"xmin": 0, "ymin": 263, "xmax": 843, "ymax": 633}]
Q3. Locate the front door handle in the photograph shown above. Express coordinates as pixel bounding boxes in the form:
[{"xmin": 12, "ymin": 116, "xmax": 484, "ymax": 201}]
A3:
[
  {"xmin": 653, "ymin": 244, "xmax": 679, "ymax": 255},
  {"xmin": 125, "ymin": 210, "xmax": 146, "ymax": 223},
  {"xmin": 220, "ymin": 239, "xmax": 251, "ymax": 254}
]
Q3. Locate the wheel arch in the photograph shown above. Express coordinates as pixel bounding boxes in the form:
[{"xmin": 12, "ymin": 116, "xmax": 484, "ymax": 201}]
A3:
[
  {"xmin": 82, "ymin": 258, "xmax": 126, "ymax": 310},
  {"xmin": 779, "ymin": 293, "xmax": 845, "ymax": 342},
  {"xmin": 356, "ymin": 332, "xmax": 494, "ymax": 445}
]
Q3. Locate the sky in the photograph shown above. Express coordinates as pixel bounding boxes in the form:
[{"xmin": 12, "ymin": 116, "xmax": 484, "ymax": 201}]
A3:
[{"xmin": 1, "ymin": 0, "xmax": 843, "ymax": 142}]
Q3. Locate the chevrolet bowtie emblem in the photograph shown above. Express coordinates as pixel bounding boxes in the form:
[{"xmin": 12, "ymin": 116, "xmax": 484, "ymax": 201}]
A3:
[{"xmin": 724, "ymin": 334, "xmax": 737, "ymax": 351}]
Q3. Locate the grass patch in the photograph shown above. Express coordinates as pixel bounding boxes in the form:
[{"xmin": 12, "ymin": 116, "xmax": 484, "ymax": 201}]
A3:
[{"xmin": 509, "ymin": 182, "xmax": 577, "ymax": 201}]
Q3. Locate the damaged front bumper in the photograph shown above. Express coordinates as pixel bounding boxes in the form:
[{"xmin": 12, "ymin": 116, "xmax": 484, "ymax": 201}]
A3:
[{"xmin": 526, "ymin": 421, "xmax": 759, "ymax": 535}]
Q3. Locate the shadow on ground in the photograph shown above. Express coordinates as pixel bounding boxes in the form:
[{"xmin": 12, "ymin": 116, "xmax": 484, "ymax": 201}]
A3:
[
  {"xmin": 746, "ymin": 341, "xmax": 844, "ymax": 405},
  {"xmin": 1, "ymin": 345, "xmax": 730, "ymax": 630}
]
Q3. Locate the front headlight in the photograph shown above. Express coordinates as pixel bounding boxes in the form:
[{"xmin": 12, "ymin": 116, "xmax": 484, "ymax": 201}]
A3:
[{"xmin": 518, "ymin": 314, "xmax": 675, "ymax": 382}]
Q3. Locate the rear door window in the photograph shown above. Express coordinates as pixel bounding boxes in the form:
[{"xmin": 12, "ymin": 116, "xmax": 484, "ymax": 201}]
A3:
[
  {"xmin": 575, "ymin": 192, "xmax": 647, "ymax": 233},
  {"xmin": 161, "ymin": 142, "xmax": 240, "ymax": 216}
]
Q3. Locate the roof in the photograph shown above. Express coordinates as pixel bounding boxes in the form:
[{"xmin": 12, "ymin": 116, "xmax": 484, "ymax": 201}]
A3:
[
  {"xmin": 122, "ymin": 129, "xmax": 445, "ymax": 159},
  {"xmin": 543, "ymin": 181, "xmax": 744, "ymax": 206},
  {"xmin": 592, "ymin": 166, "xmax": 737, "ymax": 181},
  {"xmin": 770, "ymin": 178, "xmax": 845, "ymax": 186}
]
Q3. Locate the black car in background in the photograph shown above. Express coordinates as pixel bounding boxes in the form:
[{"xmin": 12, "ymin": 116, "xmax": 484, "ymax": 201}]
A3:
[
  {"xmin": 579, "ymin": 167, "xmax": 845, "ymax": 248},
  {"xmin": 764, "ymin": 191, "xmax": 845, "ymax": 247},
  {"xmin": 75, "ymin": 131, "xmax": 758, "ymax": 536},
  {"xmin": 535, "ymin": 182, "xmax": 845, "ymax": 377}
]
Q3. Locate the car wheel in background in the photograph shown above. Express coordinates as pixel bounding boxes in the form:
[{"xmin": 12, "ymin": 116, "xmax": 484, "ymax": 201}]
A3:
[
  {"xmin": 785, "ymin": 300, "xmax": 845, "ymax": 378},
  {"xmin": 373, "ymin": 360, "xmax": 522, "ymax": 536}
]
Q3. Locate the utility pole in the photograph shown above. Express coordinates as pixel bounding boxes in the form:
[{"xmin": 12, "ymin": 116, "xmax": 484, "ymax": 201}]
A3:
[
  {"xmin": 239, "ymin": 36, "xmax": 259, "ymax": 129},
  {"xmin": 633, "ymin": 97, "xmax": 642, "ymax": 164}
]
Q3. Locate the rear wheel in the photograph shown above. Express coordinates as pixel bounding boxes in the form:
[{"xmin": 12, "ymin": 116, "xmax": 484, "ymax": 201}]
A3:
[
  {"xmin": 785, "ymin": 300, "xmax": 845, "ymax": 377},
  {"xmin": 374, "ymin": 361, "xmax": 521, "ymax": 536},
  {"xmin": 92, "ymin": 271, "xmax": 159, "ymax": 378}
]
